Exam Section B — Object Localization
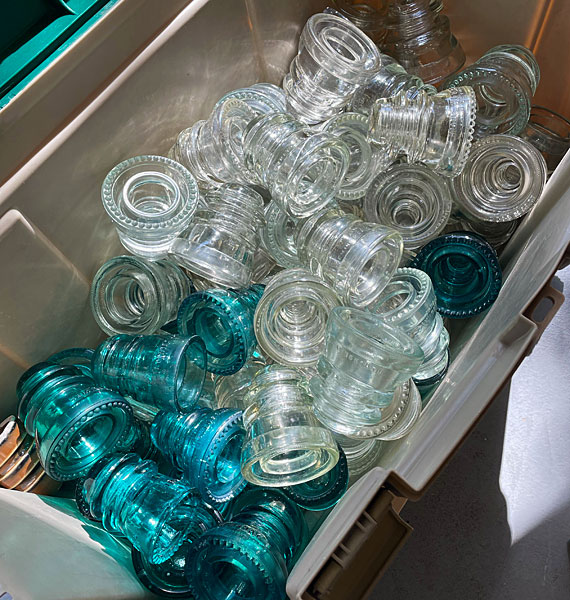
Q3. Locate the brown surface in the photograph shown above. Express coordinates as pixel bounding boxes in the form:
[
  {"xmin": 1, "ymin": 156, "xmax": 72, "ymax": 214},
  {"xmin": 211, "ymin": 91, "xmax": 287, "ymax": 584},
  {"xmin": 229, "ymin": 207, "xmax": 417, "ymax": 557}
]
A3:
[{"xmin": 445, "ymin": 0, "xmax": 570, "ymax": 118}]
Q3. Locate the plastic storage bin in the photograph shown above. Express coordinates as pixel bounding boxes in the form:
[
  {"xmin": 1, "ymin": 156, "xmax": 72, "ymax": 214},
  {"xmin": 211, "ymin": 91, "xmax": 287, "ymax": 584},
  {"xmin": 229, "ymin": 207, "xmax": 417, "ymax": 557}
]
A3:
[{"xmin": 0, "ymin": 1, "xmax": 570, "ymax": 599}]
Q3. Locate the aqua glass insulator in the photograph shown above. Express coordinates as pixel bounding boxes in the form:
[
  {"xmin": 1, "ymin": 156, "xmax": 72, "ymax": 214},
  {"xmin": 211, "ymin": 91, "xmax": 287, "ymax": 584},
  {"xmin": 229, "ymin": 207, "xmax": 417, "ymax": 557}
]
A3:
[
  {"xmin": 16, "ymin": 363, "xmax": 133, "ymax": 481},
  {"xmin": 170, "ymin": 98, "xmax": 258, "ymax": 189},
  {"xmin": 310, "ymin": 306, "xmax": 424, "ymax": 438},
  {"xmin": 520, "ymin": 105, "xmax": 570, "ymax": 174},
  {"xmin": 186, "ymin": 488, "xmax": 308, "ymax": 600},
  {"xmin": 382, "ymin": 0, "xmax": 465, "ymax": 87},
  {"xmin": 323, "ymin": 112, "xmax": 393, "ymax": 201},
  {"xmin": 334, "ymin": 434, "xmax": 385, "ymax": 483},
  {"xmin": 369, "ymin": 86, "xmax": 476, "ymax": 178},
  {"xmin": 283, "ymin": 13, "xmax": 381, "ymax": 124},
  {"xmin": 254, "ymin": 268, "xmax": 341, "ymax": 367},
  {"xmin": 170, "ymin": 184, "xmax": 265, "ymax": 289},
  {"xmin": 243, "ymin": 113, "xmax": 350, "ymax": 218},
  {"xmin": 371, "ymin": 268, "xmax": 450, "ymax": 386},
  {"xmin": 90, "ymin": 255, "xmax": 194, "ymax": 336},
  {"xmin": 259, "ymin": 201, "xmax": 303, "ymax": 269},
  {"xmin": 214, "ymin": 83, "xmax": 287, "ymax": 116},
  {"xmin": 241, "ymin": 365, "xmax": 339, "ymax": 487},
  {"xmin": 47, "ymin": 347, "xmax": 95, "ymax": 378},
  {"xmin": 364, "ymin": 163, "xmax": 452, "ymax": 252},
  {"xmin": 132, "ymin": 529, "xmax": 214, "ymax": 599},
  {"xmin": 215, "ymin": 357, "xmax": 268, "ymax": 410},
  {"xmin": 115, "ymin": 418, "xmax": 158, "ymax": 460},
  {"xmin": 350, "ymin": 53, "xmax": 437, "ymax": 115},
  {"xmin": 102, "ymin": 155, "xmax": 199, "ymax": 259},
  {"xmin": 445, "ymin": 45, "xmax": 540, "ymax": 138},
  {"xmin": 410, "ymin": 232, "xmax": 502, "ymax": 318},
  {"xmin": 295, "ymin": 207, "xmax": 403, "ymax": 308},
  {"xmin": 82, "ymin": 453, "xmax": 219, "ymax": 565},
  {"xmin": 151, "ymin": 408, "xmax": 246, "ymax": 505},
  {"xmin": 176, "ymin": 285, "xmax": 264, "ymax": 375},
  {"xmin": 451, "ymin": 134, "xmax": 547, "ymax": 223},
  {"xmin": 92, "ymin": 334, "xmax": 206, "ymax": 412},
  {"xmin": 283, "ymin": 445, "xmax": 348, "ymax": 511}
]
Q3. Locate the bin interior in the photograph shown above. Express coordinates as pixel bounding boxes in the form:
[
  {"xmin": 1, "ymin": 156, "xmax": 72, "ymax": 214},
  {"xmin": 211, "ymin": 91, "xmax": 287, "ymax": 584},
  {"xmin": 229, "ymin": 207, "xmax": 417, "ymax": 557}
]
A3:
[{"xmin": 1, "ymin": 1, "xmax": 570, "ymax": 599}]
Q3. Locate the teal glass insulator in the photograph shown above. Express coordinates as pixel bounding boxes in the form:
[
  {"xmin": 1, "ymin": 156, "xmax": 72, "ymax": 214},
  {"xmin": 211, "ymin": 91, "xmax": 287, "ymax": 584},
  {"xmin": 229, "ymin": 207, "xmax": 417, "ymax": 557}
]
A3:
[
  {"xmin": 410, "ymin": 232, "xmax": 502, "ymax": 318},
  {"xmin": 186, "ymin": 488, "xmax": 308, "ymax": 600},
  {"xmin": 47, "ymin": 347, "xmax": 95, "ymax": 378},
  {"xmin": 16, "ymin": 362, "xmax": 133, "ymax": 481},
  {"xmin": 132, "ymin": 543, "xmax": 194, "ymax": 598},
  {"xmin": 151, "ymin": 408, "xmax": 246, "ymax": 505},
  {"xmin": 92, "ymin": 334, "xmax": 206, "ymax": 413},
  {"xmin": 176, "ymin": 285, "xmax": 264, "ymax": 375},
  {"xmin": 283, "ymin": 446, "xmax": 348, "ymax": 511},
  {"xmin": 115, "ymin": 417, "xmax": 158, "ymax": 460},
  {"xmin": 132, "ymin": 504, "xmax": 222, "ymax": 598},
  {"xmin": 82, "ymin": 453, "xmax": 219, "ymax": 565}
]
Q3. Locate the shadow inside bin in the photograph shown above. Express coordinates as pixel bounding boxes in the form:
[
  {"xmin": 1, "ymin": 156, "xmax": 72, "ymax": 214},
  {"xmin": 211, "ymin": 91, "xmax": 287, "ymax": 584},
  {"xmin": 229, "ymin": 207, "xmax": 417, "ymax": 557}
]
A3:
[
  {"xmin": 37, "ymin": 494, "xmax": 133, "ymax": 565},
  {"xmin": 371, "ymin": 384, "xmax": 513, "ymax": 600}
]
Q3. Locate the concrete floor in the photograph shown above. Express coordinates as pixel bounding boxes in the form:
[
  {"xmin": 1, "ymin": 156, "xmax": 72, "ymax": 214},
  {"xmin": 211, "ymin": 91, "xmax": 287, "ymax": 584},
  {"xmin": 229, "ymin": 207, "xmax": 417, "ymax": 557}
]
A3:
[{"xmin": 372, "ymin": 268, "xmax": 570, "ymax": 600}]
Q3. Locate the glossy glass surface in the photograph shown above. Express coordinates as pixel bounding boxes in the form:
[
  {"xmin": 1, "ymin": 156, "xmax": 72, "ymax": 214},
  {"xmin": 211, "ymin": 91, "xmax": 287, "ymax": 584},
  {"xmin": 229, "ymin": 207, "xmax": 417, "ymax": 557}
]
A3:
[
  {"xmin": 350, "ymin": 53, "xmax": 437, "ymax": 115},
  {"xmin": 83, "ymin": 453, "xmax": 218, "ymax": 565},
  {"xmin": 243, "ymin": 113, "xmax": 349, "ymax": 218},
  {"xmin": 241, "ymin": 366, "xmax": 339, "ymax": 487},
  {"xmin": 16, "ymin": 362, "xmax": 132, "ymax": 480},
  {"xmin": 296, "ymin": 207, "xmax": 403, "ymax": 308},
  {"xmin": 452, "ymin": 134, "xmax": 547, "ymax": 223},
  {"xmin": 186, "ymin": 488, "xmax": 307, "ymax": 600},
  {"xmin": 369, "ymin": 86, "xmax": 476, "ymax": 177},
  {"xmin": 170, "ymin": 98, "xmax": 257, "ymax": 189},
  {"xmin": 372, "ymin": 267, "xmax": 450, "ymax": 384},
  {"xmin": 177, "ymin": 286, "xmax": 264, "ymax": 375},
  {"xmin": 382, "ymin": 0, "xmax": 465, "ymax": 86},
  {"xmin": 151, "ymin": 408, "xmax": 246, "ymax": 504},
  {"xmin": 215, "ymin": 357, "xmax": 268, "ymax": 411},
  {"xmin": 101, "ymin": 155, "xmax": 199, "ymax": 259},
  {"xmin": 331, "ymin": 0, "xmax": 388, "ymax": 45},
  {"xmin": 310, "ymin": 306, "xmax": 423, "ymax": 438},
  {"xmin": 254, "ymin": 268, "xmax": 341, "ymax": 367},
  {"xmin": 520, "ymin": 106, "xmax": 570, "ymax": 174},
  {"xmin": 259, "ymin": 201, "xmax": 303, "ymax": 269},
  {"xmin": 91, "ymin": 255, "xmax": 193, "ymax": 336},
  {"xmin": 364, "ymin": 163, "xmax": 451, "ymax": 251},
  {"xmin": 170, "ymin": 184, "xmax": 265, "ymax": 288},
  {"xmin": 411, "ymin": 232, "xmax": 502, "ymax": 318},
  {"xmin": 323, "ymin": 112, "xmax": 393, "ymax": 201},
  {"xmin": 0, "ymin": 415, "xmax": 61, "ymax": 494},
  {"xmin": 283, "ymin": 13, "xmax": 381, "ymax": 124},
  {"xmin": 283, "ymin": 445, "xmax": 348, "ymax": 510},
  {"xmin": 334, "ymin": 434, "xmax": 385, "ymax": 483},
  {"xmin": 445, "ymin": 44, "xmax": 540, "ymax": 137},
  {"xmin": 214, "ymin": 83, "xmax": 287, "ymax": 115},
  {"xmin": 92, "ymin": 334, "xmax": 206, "ymax": 412}
]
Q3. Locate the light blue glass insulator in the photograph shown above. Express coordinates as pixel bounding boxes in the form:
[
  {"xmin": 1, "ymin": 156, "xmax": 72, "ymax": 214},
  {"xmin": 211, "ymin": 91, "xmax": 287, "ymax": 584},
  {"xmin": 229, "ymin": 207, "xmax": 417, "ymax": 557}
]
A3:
[
  {"xmin": 16, "ymin": 362, "xmax": 133, "ymax": 481},
  {"xmin": 151, "ymin": 408, "xmax": 246, "ymax": 505},
  {"xmin": 92, "ymin": 334, "xmax": 206, "ymax": 412},
  {"xmin": 186, "ymin": 488, "xmax": 308, "ymax": 600},
  {"xmin": 176, "ymin": 285, "xmax": 264, "ymax": 375},
  {"xmin": 82, "ymin": 453, "xmax": 219, "ymax": 565}
]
